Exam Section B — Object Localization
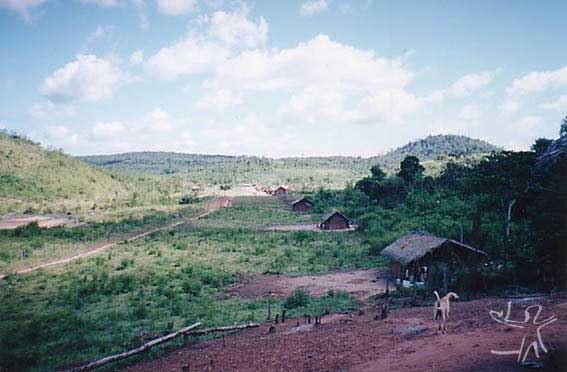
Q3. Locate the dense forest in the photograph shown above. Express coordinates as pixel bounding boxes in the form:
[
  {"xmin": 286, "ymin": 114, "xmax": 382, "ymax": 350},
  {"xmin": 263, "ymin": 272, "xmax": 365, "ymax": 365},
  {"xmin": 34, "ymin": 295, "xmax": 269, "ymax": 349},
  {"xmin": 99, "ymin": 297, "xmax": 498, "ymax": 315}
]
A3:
[{"xmin": 308, "ymin": 121, "xmax": 567, "ymax": 291}]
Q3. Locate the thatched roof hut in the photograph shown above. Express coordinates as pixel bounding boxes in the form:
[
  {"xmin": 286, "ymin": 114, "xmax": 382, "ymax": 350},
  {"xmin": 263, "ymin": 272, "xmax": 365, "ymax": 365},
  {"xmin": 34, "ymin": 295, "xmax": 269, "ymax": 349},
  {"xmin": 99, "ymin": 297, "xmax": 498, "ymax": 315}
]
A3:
[
  {"xmin": 381, "ymin": 233, "xmax": 488, "ymax": 266},
  {"xmin": 381, "ymin": 232, "xmax": 488, "ymax": 290},
  {"xmin": 536, "ymin": 135, "xmax": 567, "ymax": 169}
]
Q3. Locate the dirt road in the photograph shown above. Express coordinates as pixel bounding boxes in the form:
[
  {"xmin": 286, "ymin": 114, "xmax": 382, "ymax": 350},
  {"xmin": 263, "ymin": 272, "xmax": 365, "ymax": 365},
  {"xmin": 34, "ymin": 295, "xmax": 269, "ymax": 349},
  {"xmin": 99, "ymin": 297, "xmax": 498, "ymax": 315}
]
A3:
[
  {"xmin": 0, "ymin": 198, "xmax": 232, "ymax": 279},
  {"xmin": 123, "ymin": 295, "xmax": 567, "ymax": 372}
]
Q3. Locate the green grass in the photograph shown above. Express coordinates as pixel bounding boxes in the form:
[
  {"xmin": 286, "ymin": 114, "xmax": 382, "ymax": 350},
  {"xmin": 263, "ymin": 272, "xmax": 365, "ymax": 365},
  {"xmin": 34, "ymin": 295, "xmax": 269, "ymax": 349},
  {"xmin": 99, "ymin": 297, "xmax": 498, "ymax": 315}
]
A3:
[
  {"xmin": 195, "ymin": 196, "xmax": 315, "ymax": 229},
  {"xmin": 0, "ymin": 196, "xmax": 383, "ymax": 371},
  {"xmin": 0, "ymin": 203, "xmax": 205, "ymax": 273}
]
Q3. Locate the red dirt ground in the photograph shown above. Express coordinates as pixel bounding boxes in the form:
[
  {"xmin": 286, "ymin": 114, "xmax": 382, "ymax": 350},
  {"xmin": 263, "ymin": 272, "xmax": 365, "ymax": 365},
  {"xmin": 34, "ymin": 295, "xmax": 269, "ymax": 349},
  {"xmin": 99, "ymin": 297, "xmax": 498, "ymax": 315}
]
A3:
[
  {"xmin": 123, "ymin": 295, "xmax": 567, "ymax": 372},
  {"xmin": 233, "ymin": 269, "xmax": 390, "ymax": 300}
]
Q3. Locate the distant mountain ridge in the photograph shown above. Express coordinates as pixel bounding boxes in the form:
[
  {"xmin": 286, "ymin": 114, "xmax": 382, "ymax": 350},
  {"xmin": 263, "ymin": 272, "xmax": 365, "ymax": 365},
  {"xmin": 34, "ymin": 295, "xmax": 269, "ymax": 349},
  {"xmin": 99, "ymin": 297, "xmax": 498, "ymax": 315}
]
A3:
[{"xmin": 80, "ymin": 134, "xmax": 500, "ymax": 174}]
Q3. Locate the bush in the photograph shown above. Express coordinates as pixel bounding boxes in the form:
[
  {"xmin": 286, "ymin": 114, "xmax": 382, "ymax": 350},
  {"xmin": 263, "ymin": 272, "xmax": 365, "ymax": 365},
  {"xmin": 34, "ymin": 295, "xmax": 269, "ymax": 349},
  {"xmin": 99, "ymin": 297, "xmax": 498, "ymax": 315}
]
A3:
[
  {"xmin": 283, "ymin": 288, "xmax": 310, "ymax": 309},
  {"xmin": 181, "ymin": 278, "xmax": 202, "ymax": 296}
]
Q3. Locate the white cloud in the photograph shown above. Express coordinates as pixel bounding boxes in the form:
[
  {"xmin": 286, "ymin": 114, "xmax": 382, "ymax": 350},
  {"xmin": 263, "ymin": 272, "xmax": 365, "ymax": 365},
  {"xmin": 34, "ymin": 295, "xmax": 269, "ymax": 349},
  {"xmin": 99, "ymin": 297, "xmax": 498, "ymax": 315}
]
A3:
[
  {"xmin": 29, "ymin": 101, "xmax": 77, "ymax": 120},
  {"xmin": 427, "ymin": 70, "xmax": 499, "ymax": 103},
  {"xmin": 146, "ymin": 36, "xmax": 227, "ymax": 79},
  {"xmin": 200, "ymin": 34, "xmax": 416, "ymax": 121},
  {"xmin": 0, "ymin": 121, "xmax": 7, "ymax": 130},
  {"xmin": 499, "ymin": 100, "xmax": 519, "ymax": 115},
  {"xmin": 507, "ymin": 66, "xmax": 567, "ymax": 95},
  {"xmin": 539, "ymin": 94, "xmax": 567, "ymax": 111},
  {"xmin": 129, "ymin": 50, "xmax": 144, "ymax": 65},
  {"xmin": 510, "ymin": 116, "xmax": 543, "ymax": 137},
  {"xmin": 92, "ymin": 121, "xmax": 126, "ymax": 137},
  {"xmin": 194, "ymin": 89, "xmax": 243, "ymax": 111},
  {"xmin": 346, "ymin": 89, "xmax": 423, "ymax": 124},
  {"xmin": 156, "ymin": 0, "xmax": 197, "ymax": 16},
  {"xmin": 208, "ymin": 35, "xmax": 412, "ymax": 94},
  {"xmin": 40, "ymin": 55, "xmax": 130, "ymax": 102},
  {"xmin": 79, "ymin": 0, "xmax": 123, "ymax": 7},
  {"xmin": 209, "ymin": 6, "xmax": 268, "ymax": 48},
  {"xmin": 300, "ymin": 0, "xmax": 329, "ymax": 16},
  {"xmin": 47, "ymin": 125, "xmax": 71, "ymax": 138},
  {"xmin": 0, "ymin": 0, "xmax": 47, "ymax": 21},
  {"xmin": 459, "ymin": 103, "xmax": 482, "ymax": 121}
]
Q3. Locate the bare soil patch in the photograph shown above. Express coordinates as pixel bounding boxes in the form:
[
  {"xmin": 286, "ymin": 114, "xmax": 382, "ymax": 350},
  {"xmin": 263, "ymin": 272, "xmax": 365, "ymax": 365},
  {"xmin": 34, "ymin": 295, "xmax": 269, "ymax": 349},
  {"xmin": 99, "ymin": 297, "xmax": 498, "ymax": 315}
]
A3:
[
  {"xmin": 0, "ymin": 214, "xmax": 81, "ymax": 230},
  {"xmin": 123, "ymin": 295, "xmax": 567, "ymax": 372},
  {"xmin": 233, "ymin": 269, "xmax": 390, "ymax": 300},
  {"xmin": 263, "ymin": 223, "xmax": 358, "ymax": 232}
]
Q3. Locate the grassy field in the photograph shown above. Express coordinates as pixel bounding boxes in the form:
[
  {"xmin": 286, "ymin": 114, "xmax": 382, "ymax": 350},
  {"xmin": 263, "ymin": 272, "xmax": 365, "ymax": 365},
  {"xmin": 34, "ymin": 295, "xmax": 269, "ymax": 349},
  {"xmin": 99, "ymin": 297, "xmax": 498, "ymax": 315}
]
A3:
[{"xmin": 0, "ymin": 196, "xmax": 383, "ymax": 371}]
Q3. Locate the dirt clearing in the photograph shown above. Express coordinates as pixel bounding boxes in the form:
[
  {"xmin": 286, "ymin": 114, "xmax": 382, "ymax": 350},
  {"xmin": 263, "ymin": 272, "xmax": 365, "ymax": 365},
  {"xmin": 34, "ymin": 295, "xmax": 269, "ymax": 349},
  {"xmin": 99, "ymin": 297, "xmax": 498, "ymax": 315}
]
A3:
[
  {"xmin": 0, "ymin": 214, "xmax": 81, "ymax": 230},
  {"xmin": 123, "ymin": 295, "xmax": 567, "ymax": 372},
  {"xmin": 233, "ymin": 269, "xmax": 390, "ymax": 300}
]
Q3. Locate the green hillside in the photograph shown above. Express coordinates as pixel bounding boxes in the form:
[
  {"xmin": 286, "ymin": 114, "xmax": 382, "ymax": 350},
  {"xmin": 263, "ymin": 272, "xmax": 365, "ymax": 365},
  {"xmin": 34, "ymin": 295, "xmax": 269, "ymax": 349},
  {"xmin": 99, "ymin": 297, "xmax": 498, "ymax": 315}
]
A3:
[
  {"xmin": 80, "ymin": 135, "xmax": 500, "ymax": 188},
  {"xmin": 0, "ymin": 132, "xmax": 135, "ymax": 214},
  {"xmin": 373, "ymin": 134, "xmax": 501, "ymax": 172}
]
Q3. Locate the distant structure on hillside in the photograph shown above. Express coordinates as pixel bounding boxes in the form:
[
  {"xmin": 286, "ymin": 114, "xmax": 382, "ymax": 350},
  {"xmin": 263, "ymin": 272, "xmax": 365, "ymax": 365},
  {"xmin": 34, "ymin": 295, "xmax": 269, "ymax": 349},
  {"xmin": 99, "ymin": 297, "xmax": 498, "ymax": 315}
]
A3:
[
  {"xmin": 273, "ymin": 186, "xmax": 288, "ymax": 196},
  {"xmin": 319, "ymin": 210, "xmax": 351, "ymax": 230},
  {"xmin": 291, "ymin": 197, "xmax": 314, "ymax": 213}
]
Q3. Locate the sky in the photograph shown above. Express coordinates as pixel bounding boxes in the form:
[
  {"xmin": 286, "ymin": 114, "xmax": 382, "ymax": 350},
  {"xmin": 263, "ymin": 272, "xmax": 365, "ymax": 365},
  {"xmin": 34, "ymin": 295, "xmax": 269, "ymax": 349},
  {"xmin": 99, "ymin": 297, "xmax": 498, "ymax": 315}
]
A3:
[{"xmin": 1, "ymin": 0, "xmax": 567, "ymax": 157}]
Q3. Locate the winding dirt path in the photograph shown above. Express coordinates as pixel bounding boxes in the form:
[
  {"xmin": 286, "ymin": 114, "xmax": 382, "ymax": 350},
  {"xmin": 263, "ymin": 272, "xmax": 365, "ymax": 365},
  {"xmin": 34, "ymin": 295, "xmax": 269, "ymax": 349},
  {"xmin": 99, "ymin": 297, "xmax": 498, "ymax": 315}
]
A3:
[{"xmin": 0, "ymin": 197, "xmax": 233, "ymax": 279}]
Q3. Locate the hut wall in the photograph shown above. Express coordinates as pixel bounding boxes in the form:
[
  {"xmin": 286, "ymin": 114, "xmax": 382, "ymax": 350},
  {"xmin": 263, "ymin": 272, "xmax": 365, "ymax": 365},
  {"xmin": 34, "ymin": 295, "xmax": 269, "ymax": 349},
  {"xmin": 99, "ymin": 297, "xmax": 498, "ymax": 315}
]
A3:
[
  {"xmin": 274, "ymin": 188, "xmax": 287, "ymax": 196},
  {"xmin": 292, "ymin": 201, "xmax": 312, "ymax": 212},
  {"xmin": 322, "ymin": 214, "xmax": 349, "ymax": 230}
]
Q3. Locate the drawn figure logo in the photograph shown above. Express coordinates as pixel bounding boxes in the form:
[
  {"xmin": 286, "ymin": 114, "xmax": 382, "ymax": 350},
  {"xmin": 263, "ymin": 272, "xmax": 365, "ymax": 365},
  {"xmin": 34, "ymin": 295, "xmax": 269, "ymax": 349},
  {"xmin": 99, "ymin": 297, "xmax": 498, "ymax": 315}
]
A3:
[{"xmin": 489, "ymin": 301, "xmax": 557, "ymax": 363}]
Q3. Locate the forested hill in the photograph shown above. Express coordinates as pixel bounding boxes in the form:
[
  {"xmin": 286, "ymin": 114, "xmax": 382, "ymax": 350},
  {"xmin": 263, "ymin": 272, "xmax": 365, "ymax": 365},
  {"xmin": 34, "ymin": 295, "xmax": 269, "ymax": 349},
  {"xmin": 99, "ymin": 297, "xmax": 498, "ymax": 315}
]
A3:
[
  {"xmin": 80, "ymin": 134, "xmax": 500, "ymax": 176},
  {"xmin": 373, "ymin": 135, "xmax": 501, "ymax": 171}
]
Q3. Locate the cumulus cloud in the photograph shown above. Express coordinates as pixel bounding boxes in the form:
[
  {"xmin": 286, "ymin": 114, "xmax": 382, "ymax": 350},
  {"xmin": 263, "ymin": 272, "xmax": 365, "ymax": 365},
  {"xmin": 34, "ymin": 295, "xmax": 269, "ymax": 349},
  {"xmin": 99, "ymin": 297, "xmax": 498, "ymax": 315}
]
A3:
[
  {"xmin": 507, "ymin": 66, "xmax": 567, "ymax": 95},
  {"xmin": 300, "ymin": 0, "xmax": 329, "ymax": 16},
  {"xmin": 146, "ymin": 37, "xmax": 227, "ymax": 79},
  {"xmin": 194, "ymin": 89, "xmax": 243, "ymax": 111},
  {"xmin": 200, "ymin": 34, "xmax": 418, "ymax": 122},
  {"xmin": 427, "ymin": 70, "xmax": 500, "ymax": 103},
  {"xmin": 92, "ymin": 121, "xmax": 126, "ymax": 137},
  {"xmin": 156, "ymin": 0, "xmax": 197, "ymax": 16},
  {"xmin": 209, "ymin": 6, "xmax": 268, "ymax": 48},
  {"xmin": 0, "ymin": 0, "xmax": 47, "ymax": 21},
  {"xmin": 146, "ymin": 6, "xmax": 266, "ymax": 78},
  {"xmin": 40, "ymin": 55, "xmax": 130, "ymax": 102},
  {"xmin": 539, "ymin": 94, "xmax": 567, "ymax": 111},
  {"xmin": 29, "ymin": 101, "xmax": 77, "ymax": 120},
  {"xmin": 499, "ymin": 100, "xmax": 519, "ymax": 115}
]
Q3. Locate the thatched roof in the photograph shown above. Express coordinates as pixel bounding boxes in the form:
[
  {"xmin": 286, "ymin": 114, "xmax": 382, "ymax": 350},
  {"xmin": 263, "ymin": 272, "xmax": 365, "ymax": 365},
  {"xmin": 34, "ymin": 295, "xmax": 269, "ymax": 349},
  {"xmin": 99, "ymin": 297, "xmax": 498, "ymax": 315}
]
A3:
[
  {"xmin": 321, "ymin": 210, "xmax": 350, "ymax": 223},
  {"xmin": 536, "ymin": 135, "xmax": 567, "ymax": 169},
  {"xmin": 291, "ymin": 197, "xmax": 314, "ymax": 206},
  {"xmin": 381, "ymin": 233, "xmax": 488, "ymax": 266}
]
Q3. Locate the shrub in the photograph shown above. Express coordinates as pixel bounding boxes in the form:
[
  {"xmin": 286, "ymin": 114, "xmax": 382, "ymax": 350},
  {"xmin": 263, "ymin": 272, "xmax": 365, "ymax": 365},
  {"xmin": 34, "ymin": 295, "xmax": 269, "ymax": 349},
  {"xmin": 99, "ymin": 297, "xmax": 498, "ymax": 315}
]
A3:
[
  {"xmin": 181, "ymin": 278, "xmax": 202, "ymax": 296},
  {"xmin": 283, "ymin": 288, "xmax": 310, "ymax": 309}
]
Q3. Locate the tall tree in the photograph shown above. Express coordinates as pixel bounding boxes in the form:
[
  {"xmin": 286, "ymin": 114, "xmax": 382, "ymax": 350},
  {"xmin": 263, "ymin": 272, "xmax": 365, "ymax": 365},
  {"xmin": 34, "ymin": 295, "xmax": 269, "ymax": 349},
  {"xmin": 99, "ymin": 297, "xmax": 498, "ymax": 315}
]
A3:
[
  {"xmin": 397, "ymin": 155, "xmax": 424, "ymax": 185},
  {"xmin": 561, "ymin": 115, "xmax": 567, "ymax": 137}
]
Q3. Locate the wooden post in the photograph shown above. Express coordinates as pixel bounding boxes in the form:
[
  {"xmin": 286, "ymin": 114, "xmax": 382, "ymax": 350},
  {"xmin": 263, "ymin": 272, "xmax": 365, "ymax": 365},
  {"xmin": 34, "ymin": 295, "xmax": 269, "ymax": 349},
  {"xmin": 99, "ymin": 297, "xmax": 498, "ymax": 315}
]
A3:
[
  {"xmin": 442, "ymin": 262, "xmax": 448, "ymax": 293},
  {"xmin": 182, "ymin": 365, "xmax": 189, "ymax": 372},
  {"xmin": 282, "ymin": 310, "xmax": 286, "ymax": 323}
]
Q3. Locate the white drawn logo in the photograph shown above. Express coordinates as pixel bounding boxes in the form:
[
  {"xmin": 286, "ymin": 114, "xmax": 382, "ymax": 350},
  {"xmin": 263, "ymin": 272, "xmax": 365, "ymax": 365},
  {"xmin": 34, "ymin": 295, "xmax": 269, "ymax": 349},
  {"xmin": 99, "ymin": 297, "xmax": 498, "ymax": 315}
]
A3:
[{"xmin": 489, "ymin": 301, "xmax": 557, "ymax": 363}]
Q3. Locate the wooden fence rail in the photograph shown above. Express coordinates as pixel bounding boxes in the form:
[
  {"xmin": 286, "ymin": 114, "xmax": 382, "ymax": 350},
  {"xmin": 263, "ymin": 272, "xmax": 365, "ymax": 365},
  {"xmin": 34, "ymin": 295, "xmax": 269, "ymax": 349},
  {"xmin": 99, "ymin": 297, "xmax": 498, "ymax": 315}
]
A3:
[{"xmin": 66, "ymin": 321, "xmax": 260, "ymax": 372}]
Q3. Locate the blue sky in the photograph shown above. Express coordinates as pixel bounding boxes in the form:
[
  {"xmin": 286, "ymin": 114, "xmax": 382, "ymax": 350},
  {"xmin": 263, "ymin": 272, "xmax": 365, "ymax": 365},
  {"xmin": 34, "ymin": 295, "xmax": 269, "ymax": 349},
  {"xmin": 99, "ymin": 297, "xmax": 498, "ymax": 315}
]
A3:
[{"xmin": 1, "ymin": 0, "xmax": 566, "ymax": 157}]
